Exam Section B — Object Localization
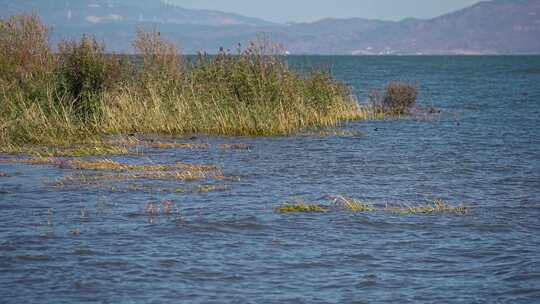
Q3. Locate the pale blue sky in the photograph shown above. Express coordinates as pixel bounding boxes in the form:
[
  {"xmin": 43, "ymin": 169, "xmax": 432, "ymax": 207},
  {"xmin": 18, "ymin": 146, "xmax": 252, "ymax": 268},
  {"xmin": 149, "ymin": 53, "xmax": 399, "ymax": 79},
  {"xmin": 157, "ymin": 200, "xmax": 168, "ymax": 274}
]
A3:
[{"xmin": 170, "ymin": 0, "xmax": 483, "ymax": 23}]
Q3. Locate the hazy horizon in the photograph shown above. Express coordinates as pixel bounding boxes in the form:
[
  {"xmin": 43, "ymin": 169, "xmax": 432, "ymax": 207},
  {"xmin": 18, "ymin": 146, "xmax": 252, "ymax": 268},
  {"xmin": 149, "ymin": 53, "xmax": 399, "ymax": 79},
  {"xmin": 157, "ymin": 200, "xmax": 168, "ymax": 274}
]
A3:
[{"xmin": 169, "ymin": 0, "xmax": 483, "ymax": 23}]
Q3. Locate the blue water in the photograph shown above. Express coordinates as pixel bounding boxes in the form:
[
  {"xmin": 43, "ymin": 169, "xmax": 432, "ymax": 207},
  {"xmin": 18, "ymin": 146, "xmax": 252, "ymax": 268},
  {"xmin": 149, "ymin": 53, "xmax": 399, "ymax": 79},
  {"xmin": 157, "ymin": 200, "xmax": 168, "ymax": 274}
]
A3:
[{"xmin": 1, "ymin": 56, "xmax": 540, "ymax": 303}]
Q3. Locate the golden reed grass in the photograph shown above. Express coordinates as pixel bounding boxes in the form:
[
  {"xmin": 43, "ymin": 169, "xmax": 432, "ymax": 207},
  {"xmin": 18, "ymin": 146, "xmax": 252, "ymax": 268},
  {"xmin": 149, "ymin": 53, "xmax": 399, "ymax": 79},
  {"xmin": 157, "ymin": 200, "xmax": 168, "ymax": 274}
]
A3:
[{"xmin": 1, "ymin": 14, "xmax": 377, "ymax": 152}]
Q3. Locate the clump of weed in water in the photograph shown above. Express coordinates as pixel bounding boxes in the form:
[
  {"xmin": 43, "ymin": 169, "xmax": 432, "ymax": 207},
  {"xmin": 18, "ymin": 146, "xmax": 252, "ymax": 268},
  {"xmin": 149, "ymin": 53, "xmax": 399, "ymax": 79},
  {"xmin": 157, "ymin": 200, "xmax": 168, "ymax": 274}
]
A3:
[
  {"xmin": 331, "ymin": 195, "xmax": 376, "ymax": 212},
  {"xmin": 276, "ymin": 201, "xmax": 329, "ymax": 214},
  {"xmin": 370, "ymin": 82, "xmax": 418, "ymax": 115},
  {"xmin": 3, "ymin": 157, "xmax": 220, "ymax": 174},
  {"xmin": 385, "ymin": 199, "xmax": 469, "ymax": 216},
  {"xmin": 276, "ymin": 196, "xmax": 376, "ymax": 214}
]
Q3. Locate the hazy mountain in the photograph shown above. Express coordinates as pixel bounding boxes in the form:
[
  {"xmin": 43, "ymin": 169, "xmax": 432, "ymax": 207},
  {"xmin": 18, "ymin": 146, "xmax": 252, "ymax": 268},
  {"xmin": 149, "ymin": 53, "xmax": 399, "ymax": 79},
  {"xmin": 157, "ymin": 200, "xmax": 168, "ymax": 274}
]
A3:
[
  {"xmin": 0, "ymin": 0, "xmax": 274, "ymax": 27},
  {"xmin": 1, "ymin": 0, "xmax": 539, "ymax": 54},
  {"xmin": 275, "ymin": 0, "xmax": 540, "ymax": 54}
]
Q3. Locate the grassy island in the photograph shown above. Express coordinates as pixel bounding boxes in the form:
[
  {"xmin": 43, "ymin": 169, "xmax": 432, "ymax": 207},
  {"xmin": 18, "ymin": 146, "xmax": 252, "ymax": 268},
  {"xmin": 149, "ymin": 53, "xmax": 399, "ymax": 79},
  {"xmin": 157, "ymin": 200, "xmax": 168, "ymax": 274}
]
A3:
[{"xmin": 0, "ymin": 15, "xmax": 378, "ymax": 152}]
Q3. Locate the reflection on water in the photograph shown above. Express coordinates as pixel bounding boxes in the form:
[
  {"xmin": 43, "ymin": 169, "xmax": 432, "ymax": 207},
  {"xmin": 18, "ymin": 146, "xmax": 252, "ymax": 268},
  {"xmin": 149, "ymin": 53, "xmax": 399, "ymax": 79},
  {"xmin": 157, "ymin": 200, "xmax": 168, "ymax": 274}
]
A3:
[{"xmin": 1, "ymin": 56, "xmax": 540, "ymax": 303}]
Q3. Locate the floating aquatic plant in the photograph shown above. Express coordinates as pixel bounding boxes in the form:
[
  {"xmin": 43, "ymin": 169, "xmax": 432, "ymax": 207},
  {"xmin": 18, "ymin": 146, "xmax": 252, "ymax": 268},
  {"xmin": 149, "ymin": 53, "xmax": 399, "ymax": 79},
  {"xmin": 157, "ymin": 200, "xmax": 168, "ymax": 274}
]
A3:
[
  {"xmin": 276, "ymin": 202, "xmax": 329, "ymax": 214},
  {"xmin": 385, "ymin": 199, "xmax": 469, "ymax": 216},
  {"xmin": 276, "ymin": 196, "xmax": 374, "ymax": 214},
  {"xmin": 276, "ymin": 196, "xmax": 468, "ymax": 216},
  {"xmin": 331, "ymin": 196, "xmax": 376, "ymax": 212}
]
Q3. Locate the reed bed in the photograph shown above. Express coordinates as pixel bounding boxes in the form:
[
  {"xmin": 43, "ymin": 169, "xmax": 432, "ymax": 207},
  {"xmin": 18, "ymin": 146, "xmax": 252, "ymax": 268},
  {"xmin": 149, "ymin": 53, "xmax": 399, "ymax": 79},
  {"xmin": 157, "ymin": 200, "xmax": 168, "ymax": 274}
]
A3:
[{"xmin": 0, "ymin": 14, "xmax": 376, "ymax": 151}]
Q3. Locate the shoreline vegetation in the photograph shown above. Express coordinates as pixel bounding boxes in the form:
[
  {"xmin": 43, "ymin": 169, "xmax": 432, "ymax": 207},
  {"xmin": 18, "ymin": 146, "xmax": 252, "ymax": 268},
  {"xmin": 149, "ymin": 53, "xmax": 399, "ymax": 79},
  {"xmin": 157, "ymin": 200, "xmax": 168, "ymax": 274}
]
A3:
[
  {"xmin": 0, "ymin": 15, "xmax": 419, "ymax": 155},
  {"xmin": 0, "ymin": 14, "xmax": 384, "ymax": 154}
]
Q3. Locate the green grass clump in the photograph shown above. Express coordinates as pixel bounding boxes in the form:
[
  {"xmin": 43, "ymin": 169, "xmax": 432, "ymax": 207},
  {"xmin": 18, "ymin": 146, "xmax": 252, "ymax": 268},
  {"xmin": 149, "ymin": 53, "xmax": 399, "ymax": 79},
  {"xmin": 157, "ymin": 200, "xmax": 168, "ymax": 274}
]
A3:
[
  {"xmin": 385, "ymin": 200, "xmax": 469, "ymax": 216},
  {"xmin": 276, "ymin": 196, "xmax": 375, "ymax": 214},
  {"xmin": 276, "ymin": 203, "xmax": 329, "ymax": 214},
  {"xmin": 275, "ymin": 196, "xmax": 468, "ymax": 217},
  {"xmin": 1, "ymin": 14, "xmax": 377, "ymax": 151}
]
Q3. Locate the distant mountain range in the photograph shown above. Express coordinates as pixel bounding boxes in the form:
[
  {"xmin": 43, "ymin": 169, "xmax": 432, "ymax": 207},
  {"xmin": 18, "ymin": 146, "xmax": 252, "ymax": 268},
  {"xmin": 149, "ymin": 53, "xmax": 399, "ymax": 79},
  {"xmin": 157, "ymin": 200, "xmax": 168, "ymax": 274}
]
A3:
[{"xmin": 1, "ymin": 0, "xmax": 539, "ymax": 54}]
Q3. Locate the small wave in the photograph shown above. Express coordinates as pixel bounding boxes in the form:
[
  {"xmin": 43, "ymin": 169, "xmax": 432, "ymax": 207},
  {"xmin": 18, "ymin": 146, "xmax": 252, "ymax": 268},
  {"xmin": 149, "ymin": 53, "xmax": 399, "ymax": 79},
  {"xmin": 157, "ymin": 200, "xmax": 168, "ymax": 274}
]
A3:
[
  {"xmin": 16, "ymin": 255, "xmax": 51, "ymax": 262},
  {"xmin": 514, "ymin": 68, "xmax": 540, "ymax": 74},
  {"xmin": 72, "ymin": 249, "xmax": 97, "ymax": 256}
]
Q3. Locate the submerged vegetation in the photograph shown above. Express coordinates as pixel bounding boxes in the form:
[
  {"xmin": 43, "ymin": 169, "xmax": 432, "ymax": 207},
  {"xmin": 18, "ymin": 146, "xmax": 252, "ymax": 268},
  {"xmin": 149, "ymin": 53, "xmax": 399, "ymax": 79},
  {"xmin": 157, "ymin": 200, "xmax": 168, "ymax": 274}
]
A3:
[
  {"xmin": 0, "ymin": 14, "xmax": 378, "ymax": 151},
  {"xmin": 276, "ymin": 203, "xmax": 329, "ymax": 214},
  {"xmin": 276, "ymin": 197, "xmax": 468, "ymax": 216},
  {"xmin": 385, "ymin": 199, "xmax": 470, "ymax": 215},
  {"xmin": 219, "ymin": 144, "xmax": 253, "ymax": 151},
  {"xmin": 1, "ymin": 156, "xmax": 230, "ymax": 185}
]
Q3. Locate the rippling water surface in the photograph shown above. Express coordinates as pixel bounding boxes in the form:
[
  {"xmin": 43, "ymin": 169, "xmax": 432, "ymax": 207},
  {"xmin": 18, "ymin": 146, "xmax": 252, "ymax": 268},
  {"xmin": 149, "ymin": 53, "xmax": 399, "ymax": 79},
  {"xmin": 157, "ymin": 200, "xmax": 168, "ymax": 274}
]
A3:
[{"xmin": 1, "ymin": 56, "xmax": 539, "ymax": 303}]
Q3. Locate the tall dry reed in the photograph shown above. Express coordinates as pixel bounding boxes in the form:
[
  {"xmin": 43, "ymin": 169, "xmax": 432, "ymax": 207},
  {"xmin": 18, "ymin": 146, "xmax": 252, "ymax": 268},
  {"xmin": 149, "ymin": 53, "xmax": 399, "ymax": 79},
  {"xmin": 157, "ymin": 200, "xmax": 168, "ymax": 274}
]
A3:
[{"xmin": 1, "ymin": 14, "xmax": 375, "ymax": 149}]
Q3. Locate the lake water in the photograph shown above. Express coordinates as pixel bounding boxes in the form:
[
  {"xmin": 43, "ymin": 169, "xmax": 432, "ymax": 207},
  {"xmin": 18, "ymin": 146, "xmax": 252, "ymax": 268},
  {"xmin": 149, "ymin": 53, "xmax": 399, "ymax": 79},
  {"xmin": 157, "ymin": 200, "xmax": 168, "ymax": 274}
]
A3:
[{"xmin": 1, "ymin": 56, "xmax": 539, "ymax": 303}]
